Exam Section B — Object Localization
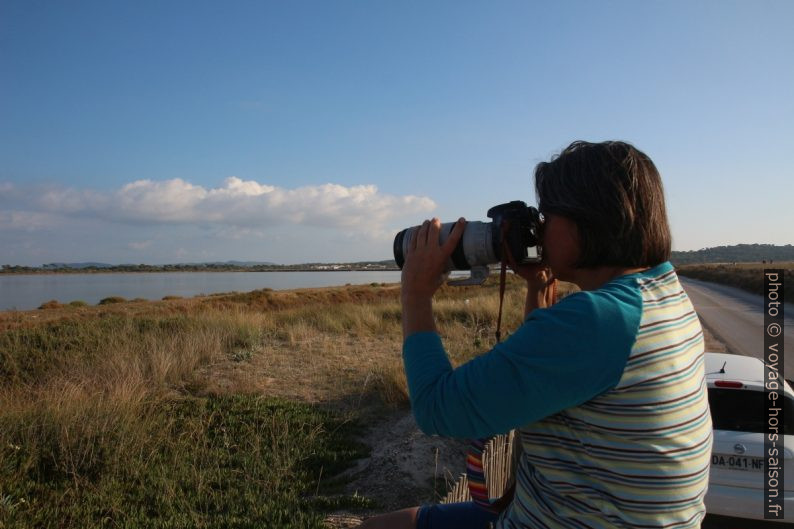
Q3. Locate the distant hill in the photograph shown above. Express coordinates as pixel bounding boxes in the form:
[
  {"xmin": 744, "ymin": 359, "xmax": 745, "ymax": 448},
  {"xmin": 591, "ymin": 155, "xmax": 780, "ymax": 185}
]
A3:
[
  {"xmin": 10, "ymin": 249, "xmax": 793, "ymax": 272},
  {"xmin": 671, "ymin": 244, "xmax": 794, "ymax": 265},
  {"xmin": 181, "ymin": 261, "xmax": 278, "ymax": 267},
  {"xmin": 42, "ymin": 262, "xmax": 114, "ymax": 269},
  {"xmin": 40, "ymin": 260, "xmax": 277, "ymax": 269}
]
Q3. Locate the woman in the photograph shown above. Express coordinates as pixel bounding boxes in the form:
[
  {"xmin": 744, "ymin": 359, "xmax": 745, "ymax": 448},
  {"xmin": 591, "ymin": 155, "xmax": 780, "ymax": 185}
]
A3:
[{"xmin": 361, "ymin": 140, "xmax": 712, "ymax": 529}]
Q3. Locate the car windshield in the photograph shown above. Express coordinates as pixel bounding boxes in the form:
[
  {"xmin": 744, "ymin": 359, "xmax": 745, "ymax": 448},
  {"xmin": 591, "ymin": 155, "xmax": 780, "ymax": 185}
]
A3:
[{"xmin": 708, "ymin": 388, "xmax": 794, "ymax": 434}]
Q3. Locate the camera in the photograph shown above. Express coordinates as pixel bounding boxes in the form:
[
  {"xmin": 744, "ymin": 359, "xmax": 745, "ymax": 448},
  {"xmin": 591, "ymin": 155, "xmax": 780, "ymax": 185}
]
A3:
[{"xmin": 393, "ymin": 200, "xmax": 543, "ymax": 285}]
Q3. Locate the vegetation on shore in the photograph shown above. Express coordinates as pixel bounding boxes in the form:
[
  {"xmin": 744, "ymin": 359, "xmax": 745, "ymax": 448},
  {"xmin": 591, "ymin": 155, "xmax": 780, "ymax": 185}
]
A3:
[
  {"xmin": 1, "ymin": 275, "xmax": 568, "ymax": 528},
  {"xmin": 671, "ymin": 243, "xmax": 794, "ymax": 265},
  {"xmin": 676, "ymin": 262, "xmax": 794, "ymax": 300},
  {"xmin": 4, "ymin": 242, "xmax": 794, "ymax": 275},
  {"xmin": 0, "ymin": 260, "xmax": 398, "ymax": 275}
]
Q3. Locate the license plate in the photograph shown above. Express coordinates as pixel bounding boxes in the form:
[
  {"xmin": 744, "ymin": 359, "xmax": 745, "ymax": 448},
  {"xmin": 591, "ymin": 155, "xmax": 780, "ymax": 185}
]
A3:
[{"xmin": 711, "ymin": 454, "xmax": 765, "ymax": 472}]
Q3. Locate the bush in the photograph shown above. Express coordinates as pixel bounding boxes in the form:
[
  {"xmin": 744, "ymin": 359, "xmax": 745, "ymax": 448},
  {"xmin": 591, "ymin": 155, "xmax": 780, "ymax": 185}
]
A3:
[
  {"xmin": 68, "ymin": 300, "xmax": 88, "ymax": 307},
  {"xmin": 37, "ymin": 300, "xmax": 62, "ymax": 310},
  {"xmin": 162, "ymin": 295, "xmax": 183, "ymax": 300},
  {"xmin": 98, "ymin": 296, "xmax": 126, "ymax": 305}
]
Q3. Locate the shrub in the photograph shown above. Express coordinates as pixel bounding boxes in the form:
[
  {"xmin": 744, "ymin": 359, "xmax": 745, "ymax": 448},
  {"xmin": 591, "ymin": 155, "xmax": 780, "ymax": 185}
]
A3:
[
  {"xmin": 68, "ymin": 300, "xmax": 88, "ymax": 307},
  {"xmin": 162, "ymin": 295, "xmax": 183, "ymax": 300},
  {"xmin": 98, "ymin": 296, "xmax": 126, "ymax": 305},
  {"xmin": 37, "ymin": 300, "xmax": 62, "ymax": 310}
]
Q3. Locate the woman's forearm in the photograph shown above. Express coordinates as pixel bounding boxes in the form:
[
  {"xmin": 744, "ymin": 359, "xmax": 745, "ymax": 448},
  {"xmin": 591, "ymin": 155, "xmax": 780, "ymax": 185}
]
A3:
[
  {"xmin": 524, "ymin": 285, "xmax": 546, "ymax": 319},
  {"xmin": 402, "ymin": 295, "xmax": 437, "ymax": 338},
  {"xmin": 524, "ymin": 279, "xmax": 557, "ymax": 319}
]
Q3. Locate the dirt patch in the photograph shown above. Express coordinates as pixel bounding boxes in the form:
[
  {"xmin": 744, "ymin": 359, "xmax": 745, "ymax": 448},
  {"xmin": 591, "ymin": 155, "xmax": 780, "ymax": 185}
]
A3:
[{"xmin": 335, "ymin": 409, "xmax": 469, "ymax": 514}]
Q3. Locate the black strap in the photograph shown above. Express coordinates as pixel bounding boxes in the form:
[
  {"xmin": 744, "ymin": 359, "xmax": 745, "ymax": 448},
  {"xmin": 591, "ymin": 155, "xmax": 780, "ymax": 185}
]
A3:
[{"xmin": 495, "ymin": 222, "xmax": 510, "ymax": 344}]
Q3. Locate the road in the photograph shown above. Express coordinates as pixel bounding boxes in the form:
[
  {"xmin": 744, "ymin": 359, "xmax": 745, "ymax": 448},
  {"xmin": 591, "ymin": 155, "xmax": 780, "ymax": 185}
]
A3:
[{"xmin": 679, "ymin": 277, "xmax": 794, "ymax": 381}]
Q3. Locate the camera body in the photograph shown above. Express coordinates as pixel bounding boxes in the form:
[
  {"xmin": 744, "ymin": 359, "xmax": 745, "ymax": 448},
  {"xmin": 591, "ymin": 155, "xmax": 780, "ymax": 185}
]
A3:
[
  {"xmin": 485, "ymin": 200, "xmax": 543, "ymax": 266},
  {"xmin": 393, "ymin": 200, "xmax": 543, "ymax": 285}
]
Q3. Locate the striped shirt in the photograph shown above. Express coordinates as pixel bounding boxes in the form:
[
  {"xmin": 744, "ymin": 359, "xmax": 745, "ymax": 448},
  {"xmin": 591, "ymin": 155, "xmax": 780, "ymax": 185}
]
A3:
[{"xmin": 403, "ymin": 261, "xmax": 712, "ymax": 528}]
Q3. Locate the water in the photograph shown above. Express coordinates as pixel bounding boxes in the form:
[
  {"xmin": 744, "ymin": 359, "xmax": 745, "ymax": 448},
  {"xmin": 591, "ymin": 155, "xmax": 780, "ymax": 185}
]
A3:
[{"xmin": 0, "ymin": 271, "xmax": 404, "ymax": 311}]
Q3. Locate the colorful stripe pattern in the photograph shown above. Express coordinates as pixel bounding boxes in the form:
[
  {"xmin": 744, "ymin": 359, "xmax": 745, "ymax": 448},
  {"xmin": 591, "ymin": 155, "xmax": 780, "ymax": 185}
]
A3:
[
  {"xmin": 467, "ymin": 437, "xmax": 500, "ymax": 513},
  {"xmin": 498, "ymin": 267, "xmax": 713, "ymax": 528}
]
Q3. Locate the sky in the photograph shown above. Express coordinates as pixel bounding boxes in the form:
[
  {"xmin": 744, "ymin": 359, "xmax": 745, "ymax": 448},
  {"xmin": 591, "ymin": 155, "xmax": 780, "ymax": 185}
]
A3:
[{"xmin": 1, "ymin": 0, "xmax": 792, "ymax": 266}]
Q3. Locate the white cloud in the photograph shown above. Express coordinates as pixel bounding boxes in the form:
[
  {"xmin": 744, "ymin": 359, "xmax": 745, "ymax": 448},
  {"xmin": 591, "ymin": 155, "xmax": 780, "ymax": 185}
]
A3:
[
  {"xmin": 113, "ymin": 179, "xmax": 208, "ymax": 222},
  {"xmin": 128, "ymin": 240, "xmax": 152, "ymax": 250},
  {"xmin": 0, "ymin": 210, "xmax": 58, "ymax": 231},
  {"xmin": 26, "ymin": 177, "xmax": 436, "ymax": 234}
]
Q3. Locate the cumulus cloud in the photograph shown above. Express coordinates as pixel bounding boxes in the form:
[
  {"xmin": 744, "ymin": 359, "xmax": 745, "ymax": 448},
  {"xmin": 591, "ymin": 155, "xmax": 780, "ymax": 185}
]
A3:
[{"xmin": 12, "ymin": 177, "xmax": 436, "ymax": 234}]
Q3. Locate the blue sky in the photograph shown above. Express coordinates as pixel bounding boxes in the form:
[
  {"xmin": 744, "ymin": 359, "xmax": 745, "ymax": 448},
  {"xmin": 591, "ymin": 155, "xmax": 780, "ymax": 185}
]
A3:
[{"xmin": 1, "ymin": 0, "xmax": 792, "ymax": 265}]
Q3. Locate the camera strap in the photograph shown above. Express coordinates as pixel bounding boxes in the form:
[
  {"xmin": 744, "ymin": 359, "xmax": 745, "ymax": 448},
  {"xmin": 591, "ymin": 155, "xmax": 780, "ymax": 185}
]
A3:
[
  {"xmin": 494, "ymin": 222, "xmax": 511, "ymax": 344},
  {"xmin": 495, "ymin": 259, "xmax": 507, "ymax": 343}
]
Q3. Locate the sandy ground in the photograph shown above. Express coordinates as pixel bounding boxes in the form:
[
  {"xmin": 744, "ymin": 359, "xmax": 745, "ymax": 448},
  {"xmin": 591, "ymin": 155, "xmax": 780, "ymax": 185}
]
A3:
[{"xmin": 338, "ymin": 410, "xmax": 469, "ymax": 513}]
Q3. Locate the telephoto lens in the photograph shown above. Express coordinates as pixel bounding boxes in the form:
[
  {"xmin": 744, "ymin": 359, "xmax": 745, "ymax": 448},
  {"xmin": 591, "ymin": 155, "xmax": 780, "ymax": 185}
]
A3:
[
  {"xmin": 393, "ymin": 221, "xmax": 496, "ymax": 271},
  {"xmin": 392, "ymin": 201, "xmax": 542, "ymax": 286}
]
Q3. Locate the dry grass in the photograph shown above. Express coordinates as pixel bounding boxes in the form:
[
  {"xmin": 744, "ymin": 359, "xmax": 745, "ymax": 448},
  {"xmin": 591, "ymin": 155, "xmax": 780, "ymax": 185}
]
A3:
[
  {"xmin": 1, "ymin": 276, "xmax": 578, "ymax": 414},
  {"xmin": 677, "ymin": 262, "xmax": 794, "ymax": 300},
  {"xmin": 0, "ymin": 275, "xmax": 578, "ymax": 527}
]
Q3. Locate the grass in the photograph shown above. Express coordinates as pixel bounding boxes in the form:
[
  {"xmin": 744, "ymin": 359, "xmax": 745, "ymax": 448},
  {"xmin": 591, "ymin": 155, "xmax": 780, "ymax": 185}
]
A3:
[
  {"xmin": 1, "ymin": 395, "xmax": 370, "ymax": 528},
  {"xmin": 0, "ymin": 274, "xmax": 576, "ymax": 528},
  {"xmin": 676, "ymin": 262, "xmax": 794, "ymax": 300}
]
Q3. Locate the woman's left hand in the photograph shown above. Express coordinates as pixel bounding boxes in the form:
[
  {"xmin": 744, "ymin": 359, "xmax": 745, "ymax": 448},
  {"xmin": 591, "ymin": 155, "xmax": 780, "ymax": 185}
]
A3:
[{"xmin": 401, "ymin": 217, "xmax": 466, "ymax": 301}]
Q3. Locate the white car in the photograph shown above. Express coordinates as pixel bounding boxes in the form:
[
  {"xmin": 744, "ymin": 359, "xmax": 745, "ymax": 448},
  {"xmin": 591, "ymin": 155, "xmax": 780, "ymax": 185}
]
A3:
[{"xmin": 704, "ymin": 352, "xmax": 793, "ymax": 525}]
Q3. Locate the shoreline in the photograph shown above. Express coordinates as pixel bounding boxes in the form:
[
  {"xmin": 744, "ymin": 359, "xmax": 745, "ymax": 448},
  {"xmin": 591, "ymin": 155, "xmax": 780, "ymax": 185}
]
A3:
[
  {"xmin": 0, "ymin": 268, "xmax": 400, "ymax": 276},
  {"xmin": 0, "ymin": 269, "xmax": 407, "ymax": 312}
]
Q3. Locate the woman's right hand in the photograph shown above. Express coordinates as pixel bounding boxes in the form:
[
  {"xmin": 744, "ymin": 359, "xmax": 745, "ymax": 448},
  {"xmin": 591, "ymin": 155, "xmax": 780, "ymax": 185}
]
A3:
[
  {"xmin": 504, "ymin": 249, "xmax": 558, "ymax": 312},
  {"xmin": 517, "ymin": 263, "xmax": 557, "ymax": 304}
]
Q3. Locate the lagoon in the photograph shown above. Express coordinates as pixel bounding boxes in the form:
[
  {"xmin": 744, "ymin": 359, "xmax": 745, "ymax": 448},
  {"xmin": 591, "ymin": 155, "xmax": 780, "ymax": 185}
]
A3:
[{"xmin": 0, "ymin": 270, "xmax": 404, "ymax": 311}]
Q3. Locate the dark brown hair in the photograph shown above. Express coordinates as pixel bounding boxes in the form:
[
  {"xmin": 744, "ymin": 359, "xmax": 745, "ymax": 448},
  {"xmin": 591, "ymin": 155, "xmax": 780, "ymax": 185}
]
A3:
[{"xmin": 534, "ymin": 140, "xmax": 672, "ymax": 268}]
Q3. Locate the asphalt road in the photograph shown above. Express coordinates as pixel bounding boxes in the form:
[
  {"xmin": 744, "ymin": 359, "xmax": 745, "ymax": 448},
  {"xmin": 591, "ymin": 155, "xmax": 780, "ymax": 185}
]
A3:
[{"xmin": 679, "ymin": 277, "xmax": 794, "ymax": 382}]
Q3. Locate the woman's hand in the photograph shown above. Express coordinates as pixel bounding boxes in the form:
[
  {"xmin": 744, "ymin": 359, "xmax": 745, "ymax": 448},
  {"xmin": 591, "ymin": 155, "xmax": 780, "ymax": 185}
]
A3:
[
  {"xmin": 504, "ymin": 247, "xmax": 557, "ymax": 315},
  {"xmin": 400, "ymin": 217, "xmax": 466, "ymax": 337},
  {"xmin": 401, "ymin": 217, "xmax": 466, "ymax": 301},
  {"xmin": 511, "ymin": 262, "xmax": 557, "ymax": 316}
]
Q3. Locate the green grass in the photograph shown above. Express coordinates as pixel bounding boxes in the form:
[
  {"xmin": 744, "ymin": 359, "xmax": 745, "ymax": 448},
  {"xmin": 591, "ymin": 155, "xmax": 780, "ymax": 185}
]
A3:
[
  {"xmin": 0, "ymin": 396, "xmax": 370, "ymax": 529},
  {"xmin": 0, "ymin": 304, "xmax": 375, "ymax": 528}
]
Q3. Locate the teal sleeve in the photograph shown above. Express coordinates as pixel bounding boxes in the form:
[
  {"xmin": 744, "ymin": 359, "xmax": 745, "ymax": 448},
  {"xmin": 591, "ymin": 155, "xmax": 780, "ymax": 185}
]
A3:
[{"xmin": 402, "ymin": 286, "xmax": 642, "ymax": 438}]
